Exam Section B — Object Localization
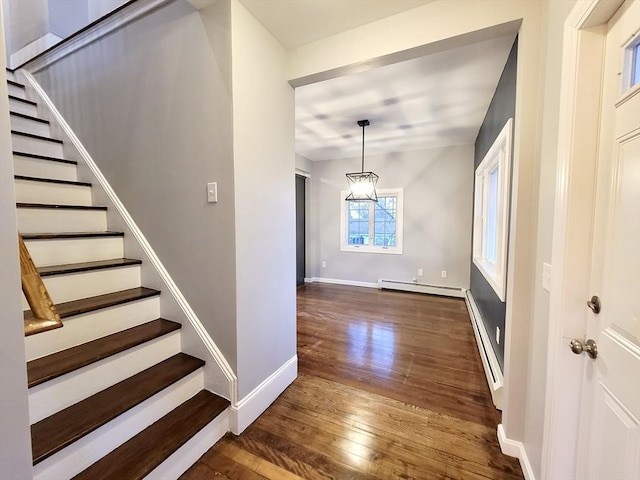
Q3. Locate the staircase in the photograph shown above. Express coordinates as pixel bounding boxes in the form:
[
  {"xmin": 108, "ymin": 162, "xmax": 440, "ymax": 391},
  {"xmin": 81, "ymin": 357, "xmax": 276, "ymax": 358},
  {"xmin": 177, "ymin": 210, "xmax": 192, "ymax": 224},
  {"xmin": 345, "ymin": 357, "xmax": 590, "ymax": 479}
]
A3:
[{"xmin": 7, "ymin": 69, "xmax": 229, "ymax": 479}]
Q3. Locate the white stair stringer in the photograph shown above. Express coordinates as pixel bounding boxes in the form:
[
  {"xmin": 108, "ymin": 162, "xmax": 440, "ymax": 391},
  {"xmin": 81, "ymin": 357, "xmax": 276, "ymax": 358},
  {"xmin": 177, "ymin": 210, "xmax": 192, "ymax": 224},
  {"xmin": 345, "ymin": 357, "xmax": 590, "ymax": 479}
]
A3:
[
  {"xmin": 29, "ymin": 331, "xmax": 181, "ymax": 423},
  {"xmin": 21, "ymin": 69, "xmax": 237, "ymax": 403},
  {"xmin": 14, "ymin": 177, "xmax": 92, "ymax": 206},
  {"xmin": 25, "ymin": 296, "xmax": 161, "ymax": 361},
  {"xmin": 32, "ymin": 369, "xmax": 205, "ymax": 480},
  {"xmin": 21, "ymin": 264, "xmax": 142, "ymax": 309},
  {"xmin": 24, "ymin": 235, "xmax": 124, "ymax": 267},
  {"xmin": 13, "ymin": 154, "xmax": 78, "ymax": 182}
]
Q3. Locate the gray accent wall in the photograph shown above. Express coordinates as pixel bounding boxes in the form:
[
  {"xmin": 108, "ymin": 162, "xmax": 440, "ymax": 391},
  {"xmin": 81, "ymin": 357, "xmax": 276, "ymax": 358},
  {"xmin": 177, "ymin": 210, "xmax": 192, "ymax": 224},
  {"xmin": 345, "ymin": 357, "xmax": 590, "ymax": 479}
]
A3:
[
  {"xmin": 308, "ymin": 145, "xmax": 474, "ymax": 288},
  {"xmin": 471, "ymin": 37, "xmax": 518, "ymax": 371}
]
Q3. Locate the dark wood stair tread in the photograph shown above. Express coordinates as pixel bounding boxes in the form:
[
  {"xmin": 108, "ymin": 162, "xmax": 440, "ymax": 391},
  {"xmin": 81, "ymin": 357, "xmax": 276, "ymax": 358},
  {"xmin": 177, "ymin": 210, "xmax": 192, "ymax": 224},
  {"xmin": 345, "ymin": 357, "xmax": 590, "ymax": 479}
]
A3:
[
  {"xmin": 73, "ymin": 390, "xmax": 229, "ymax": 480},
  {"xmin": 38, "ymin": 258, "xmax": 142, "ymax": 277},
  {"xmin": 11, "ymin": 130, "xmax": 63, "ymax": 143},
  {"xmin": 9, "ymin": 95, "xmax": 36, "ymax": 106},
  {"xmin": 24, "ymin": 287, "xmax": 160, "ymax": 321},
  {"xmin": 10, "ymin": 111, "xmax": 49, "ymax": 124},
  {"xmin": 22, "ymin": 231, "xmax": 123, "ymax": 240},
  {"xmin": 27, "ymin": 318, "xmax": 180, "ymax": 388},
  {"xmin": 31, "ymin": 353, "xmax": 205, "ymax": 465},
  {"xmin": 13, "ymin": 151, "xmax": 77, "ymax": 165},
  {"xmin": 8, "ymin": 79, "xmax": 25, "ymax": 88},
  {"xmin": 15, "ymin": 175, "xmax": 91, "ymax": 187},
  {"xmin": 17, "ymin": 202, "xmax": 107, "ymax": 210}
]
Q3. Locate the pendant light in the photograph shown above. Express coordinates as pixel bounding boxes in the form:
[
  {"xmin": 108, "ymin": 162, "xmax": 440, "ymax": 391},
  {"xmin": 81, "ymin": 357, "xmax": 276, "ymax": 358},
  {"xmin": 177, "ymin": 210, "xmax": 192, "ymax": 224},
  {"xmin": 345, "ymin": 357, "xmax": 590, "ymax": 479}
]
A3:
[{"xmin": 345, "ymin": 119, "xmax": 378, "ymax": 202}]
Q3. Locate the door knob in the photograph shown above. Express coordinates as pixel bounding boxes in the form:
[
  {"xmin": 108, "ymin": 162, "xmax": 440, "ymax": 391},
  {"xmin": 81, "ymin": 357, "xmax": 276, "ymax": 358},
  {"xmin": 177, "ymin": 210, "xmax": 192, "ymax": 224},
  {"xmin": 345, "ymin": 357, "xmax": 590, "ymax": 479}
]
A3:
[
  {"xmin": 570, "ymin": 338, "xmax": 598, "ymax": 359},
  {"xmin": 587, "ymin": 295, "xmax": 601, "ymax": 314}
]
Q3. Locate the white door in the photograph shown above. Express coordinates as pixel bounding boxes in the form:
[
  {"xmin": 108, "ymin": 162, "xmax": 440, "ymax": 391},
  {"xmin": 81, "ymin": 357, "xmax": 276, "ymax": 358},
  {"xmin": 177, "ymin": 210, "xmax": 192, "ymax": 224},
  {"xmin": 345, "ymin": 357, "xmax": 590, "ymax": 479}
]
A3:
[{"xmin": 575, "ymin": 1, "xmax": 640, "ymax": 478}]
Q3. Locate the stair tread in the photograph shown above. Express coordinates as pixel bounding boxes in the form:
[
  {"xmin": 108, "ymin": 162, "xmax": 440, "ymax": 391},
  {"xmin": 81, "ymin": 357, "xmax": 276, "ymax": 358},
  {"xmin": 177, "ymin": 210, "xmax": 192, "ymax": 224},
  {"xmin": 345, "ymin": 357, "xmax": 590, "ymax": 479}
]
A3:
[
  {"xmin": 13, "ymin": 151, "xmax": 77, "ymax": 165},
  {"xmin": 9, "ymin": 95, "xmax": 36, "ymax": 106},
  {"xmin": 11, "ymin": 130, "xmax": 63, "ymax": 143},
  {"xmin": 22, "ymin": 231, "xmax": 123, "ymax": 240},
  {"xmin": 73, "ymin": 390, "xmax": 229, "ymax": 480},
  {"xmin": 31, "ymin": 353, "xmax": 205, "ymax": 465},
  {"xmin": 23, "ymin": 287, "xmax": 160, "ymax": 321},
  {"xmin": 27, "ymin": 318, "xmax": 181, "ymax": 388},
  {"xmin": 15, "ymin": 175, "xmax": 91, "ymax": 187},
  {"xmin": 10, "ymin": 111, "xmax": 49, "ymax": 124},
  {"xmin": 17, "ymin": 202, "xmax": 107, "ymax": 210},
  {"xmin": 8, "ymin": 79, "xmax": 25, "ymax": 88},
  {"xmin": 38, "ymin": 258, "xmax": 142, "ymax": 277}
]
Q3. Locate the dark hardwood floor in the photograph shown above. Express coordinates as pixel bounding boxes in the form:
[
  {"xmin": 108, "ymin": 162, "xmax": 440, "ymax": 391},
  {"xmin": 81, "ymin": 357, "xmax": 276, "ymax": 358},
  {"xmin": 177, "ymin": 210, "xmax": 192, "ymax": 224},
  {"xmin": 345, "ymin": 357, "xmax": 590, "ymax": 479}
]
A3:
[{"xmin": 181, "ymin": 283, "xmax": 523, "ymax": 479}]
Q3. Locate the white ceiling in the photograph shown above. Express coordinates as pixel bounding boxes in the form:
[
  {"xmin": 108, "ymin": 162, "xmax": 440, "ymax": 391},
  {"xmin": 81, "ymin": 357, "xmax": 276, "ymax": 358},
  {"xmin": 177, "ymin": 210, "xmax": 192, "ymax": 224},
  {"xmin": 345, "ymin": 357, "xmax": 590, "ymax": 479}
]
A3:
[
  {"xmin": 238, "ymin": 0, "xmax": 433, "ymax": 49},
  {"xmin": 238, "ymin": 1, "xmax": 516, "ymax": 163},
  {"xmin": 295, "ymin": 35, "xmax": 515, "ymax": 161}
]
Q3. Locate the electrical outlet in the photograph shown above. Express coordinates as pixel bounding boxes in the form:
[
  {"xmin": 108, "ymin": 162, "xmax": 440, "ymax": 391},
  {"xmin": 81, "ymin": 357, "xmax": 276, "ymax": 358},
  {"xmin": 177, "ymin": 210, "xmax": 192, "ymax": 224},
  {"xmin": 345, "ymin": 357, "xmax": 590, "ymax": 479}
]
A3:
[
  {"xmin": 207, "ymin": 182, "xmax": 217, "ymax": 203},
  {"xmin": 417, "ymin": 268, "xmax": 423, "ymax": 276},
  {"xmin": 496, "ymin": 326, "xmax": 501, "ymax": 344},
  {"xmin": 322, "ymin": 261, "xmax": 326, "ymax": 268},
  {"xmin": 441, "ymin": 270, "xmax": 447, "ymax": 278}
]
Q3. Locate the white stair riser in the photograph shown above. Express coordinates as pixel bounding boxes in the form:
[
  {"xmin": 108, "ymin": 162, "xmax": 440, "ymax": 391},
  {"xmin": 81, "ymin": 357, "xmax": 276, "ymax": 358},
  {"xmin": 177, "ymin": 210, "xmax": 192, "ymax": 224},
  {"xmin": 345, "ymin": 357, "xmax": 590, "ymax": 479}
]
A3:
[
  {"xmin": 15, "ymin": 179, "xmax": 92, "ymax": 206},
  {"xmin": 10, "ymin": 114, "xmax": 50, "ymax": 137},
  {"xmin": 25, "ymin": 237, "xmax": 124, "ymax": 267},
  {"xmin": 13, "ymin": 156, "xmax": 78, "ymax": 182},
  {"xmin": 17, "ymin": 208, "xmax": 107, "ymax": 233},
  {"xmin": 32, "ymin": 370, "xmax": 204, "ymax": 480},
  {"xmin": 9, "ymin": 97, "xmax": 37, "ymax": 116},
  {"xmin": 21, "ymin": 265, "xmax": 141, "ymax": 309},
  {"xmin": 25, "ymin": 297, "xmax": 161, "ymax": 361},
  {"xmin": 6, "ymin": 70, "xmax": 17, "ymax": 82},
  {"xmin": 11, "ymin": 134, "xmax": 63, "ymax": 158},
  {"xmin": 29, "ymin": 331, "xmax": 181, "ymax": 423},
  {"xmin": 8, "ymin": 83, "xmax": 26, "ymax": 98},
  {"xmin": 146, "ymin": 409, "xmax": 229, "ymax": 480}
]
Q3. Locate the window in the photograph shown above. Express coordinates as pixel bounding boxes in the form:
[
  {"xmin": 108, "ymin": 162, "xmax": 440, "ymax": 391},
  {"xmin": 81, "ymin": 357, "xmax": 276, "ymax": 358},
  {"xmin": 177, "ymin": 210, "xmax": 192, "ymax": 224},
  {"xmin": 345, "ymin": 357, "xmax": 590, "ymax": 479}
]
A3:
[
  {"xmin": 624, "ymin": 35, "xmax": 640, "ymax": 91},
  {"xmin": 473, "ymin": 118, "xmax": 512, "ymax": 301},
  {"xmin": 340, "ymin": 188, "xmax": 404, "ymax": 254}
]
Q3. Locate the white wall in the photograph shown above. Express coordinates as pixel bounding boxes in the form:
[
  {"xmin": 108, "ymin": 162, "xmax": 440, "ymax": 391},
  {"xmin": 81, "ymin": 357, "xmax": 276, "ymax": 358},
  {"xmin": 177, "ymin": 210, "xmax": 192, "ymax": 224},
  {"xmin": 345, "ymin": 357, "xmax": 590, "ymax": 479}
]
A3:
[
  {"xmin": 524, "ymin": 0, "xmax": 577, "ymax": 477},
  {"xmin": 48, "ymin": 0, "xmax": 88, "ymax": 39},
  {"xmin": 230, "ymin": 0, "xmax": 296, "ymax": 399},
  {"xmin": 0, "ymin": 4, "xmax": 33, "ymax": 477},
  {"xmin": 308, "ymin": 145, "xmax": 473, "ymax": 288},
  {"xmin": 2, "ymin": 0, "xmax": 49, "ymax": 62},
  {"xmin": 88, "ymin": 0, "xmax": 129, "ymax": 22},
  {"xmin": 32, "ymin": 0, "xmax": 239, "ymax": 371}
]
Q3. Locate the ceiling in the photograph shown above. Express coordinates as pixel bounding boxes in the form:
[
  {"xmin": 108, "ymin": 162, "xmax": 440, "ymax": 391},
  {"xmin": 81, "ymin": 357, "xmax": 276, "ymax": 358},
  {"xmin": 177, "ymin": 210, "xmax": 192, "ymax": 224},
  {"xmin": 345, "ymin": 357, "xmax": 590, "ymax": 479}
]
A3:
[
  {"xmin": 238, "ymin": 0, "xmax": 433, "ymax": 49},
  {"xmin": 238, "ymin": 1, "xmax": 516, "ymax": 163}
]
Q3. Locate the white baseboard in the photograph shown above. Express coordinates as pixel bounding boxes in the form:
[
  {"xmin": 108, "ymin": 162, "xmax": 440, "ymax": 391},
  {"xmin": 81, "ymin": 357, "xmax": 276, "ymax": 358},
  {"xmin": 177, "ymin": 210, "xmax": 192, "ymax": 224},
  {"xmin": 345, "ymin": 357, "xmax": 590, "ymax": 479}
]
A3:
[
  {"xmin": 465, "ymin": 290, "xmax": 503, "ymax": 409},
  {"xmin": 498, "ymin": 424, "xmax": 535, "ymax": 480},
  {"xmin": 304, "ymin": 277, "xmax": 378, "ymax": 288},
  {"xmin": 229, "ymin": 355, "xmax": 297, "ymax": 434},
  {"xmin": 378, "ymin": 279, "xmax": 466, "ymax": 298}
]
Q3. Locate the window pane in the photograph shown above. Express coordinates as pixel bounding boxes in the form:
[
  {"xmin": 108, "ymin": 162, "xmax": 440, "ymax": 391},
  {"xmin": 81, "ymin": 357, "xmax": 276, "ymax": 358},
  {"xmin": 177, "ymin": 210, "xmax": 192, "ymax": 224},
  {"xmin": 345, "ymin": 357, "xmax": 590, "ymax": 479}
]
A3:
[
  {"xmin": 373, "ymin": 196, "xmax": 397, "ymax": 247},
  {"xmin": 348, "ymin": 201, "xmax": 370, "ymax": 245},
  {"xmin": 485, "ymin": 167, "xmax": 499, "ymax": 264},
  {"xmin": 632, "ymin": 43, "xmax": 640, "ymax": 87}
]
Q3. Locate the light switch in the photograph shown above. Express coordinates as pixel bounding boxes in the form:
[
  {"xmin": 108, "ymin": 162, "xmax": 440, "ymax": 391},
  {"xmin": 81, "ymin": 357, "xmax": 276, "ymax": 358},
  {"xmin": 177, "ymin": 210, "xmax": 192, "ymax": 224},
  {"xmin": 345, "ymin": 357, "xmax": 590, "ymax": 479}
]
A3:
[
  {"xmin": 207, "ymin": 182, "xmax": 217, "ymax": 203},
  {"xmin": 542, "ymin": 263, "xmax": 552, "ymax": 292}
]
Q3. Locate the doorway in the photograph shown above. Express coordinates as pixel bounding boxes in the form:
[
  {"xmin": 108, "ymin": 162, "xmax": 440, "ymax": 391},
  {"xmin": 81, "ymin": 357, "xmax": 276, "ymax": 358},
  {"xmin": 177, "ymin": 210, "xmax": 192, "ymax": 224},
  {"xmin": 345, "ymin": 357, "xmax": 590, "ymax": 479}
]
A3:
[{"xmin": 295, "ymin": 174, "xmax": 305, "ymax": 286}]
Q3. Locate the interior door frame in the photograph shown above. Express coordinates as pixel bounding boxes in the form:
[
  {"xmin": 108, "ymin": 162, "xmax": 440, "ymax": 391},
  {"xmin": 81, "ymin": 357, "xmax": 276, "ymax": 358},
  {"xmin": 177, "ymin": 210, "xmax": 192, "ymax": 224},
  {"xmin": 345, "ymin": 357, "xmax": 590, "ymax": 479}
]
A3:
[{"xmin": 542, "ymin": 0, "xmax": 625, "ymax": 477}]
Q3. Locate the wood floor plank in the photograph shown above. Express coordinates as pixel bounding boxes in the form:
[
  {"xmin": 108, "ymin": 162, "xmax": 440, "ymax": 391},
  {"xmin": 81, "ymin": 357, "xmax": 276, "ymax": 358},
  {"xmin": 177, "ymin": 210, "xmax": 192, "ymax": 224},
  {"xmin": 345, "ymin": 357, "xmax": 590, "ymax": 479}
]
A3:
[{"xmin": 181, "ymin": 284, "xmax": 522, "ymax": 480}]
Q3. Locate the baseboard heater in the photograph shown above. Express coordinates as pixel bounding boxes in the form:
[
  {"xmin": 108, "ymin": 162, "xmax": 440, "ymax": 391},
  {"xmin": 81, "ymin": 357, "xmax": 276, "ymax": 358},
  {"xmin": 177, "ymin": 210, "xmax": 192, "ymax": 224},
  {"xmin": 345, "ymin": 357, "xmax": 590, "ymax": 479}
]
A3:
[
  {"xmin": 464, "ymin": 289, "xmax": 503, "ymax": 410},
  {"xmin": 377, "ymin": 279, "xmax": 465, "ymax": 298}
]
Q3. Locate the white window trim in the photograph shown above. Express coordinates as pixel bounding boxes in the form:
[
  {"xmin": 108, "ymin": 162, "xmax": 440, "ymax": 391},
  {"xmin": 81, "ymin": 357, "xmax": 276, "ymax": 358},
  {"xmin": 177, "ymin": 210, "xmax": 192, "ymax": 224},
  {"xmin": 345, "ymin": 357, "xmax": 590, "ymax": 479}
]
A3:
[
  {"xmin": 473, "ymin": 118, "xmax": 512, "ymax": 301},
  {"xmin": 340, "ymin": 188, "xmax": 404, "ymax": 255}
]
